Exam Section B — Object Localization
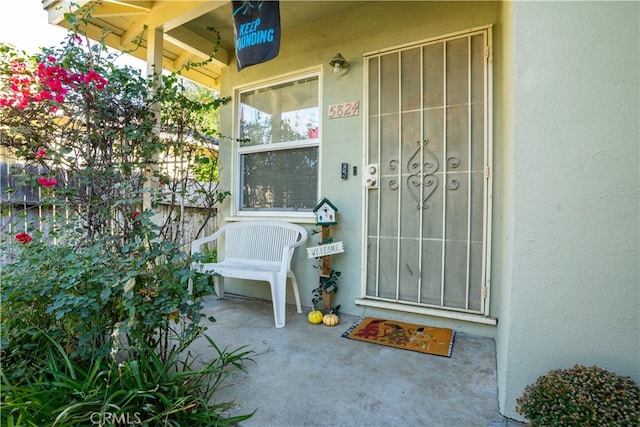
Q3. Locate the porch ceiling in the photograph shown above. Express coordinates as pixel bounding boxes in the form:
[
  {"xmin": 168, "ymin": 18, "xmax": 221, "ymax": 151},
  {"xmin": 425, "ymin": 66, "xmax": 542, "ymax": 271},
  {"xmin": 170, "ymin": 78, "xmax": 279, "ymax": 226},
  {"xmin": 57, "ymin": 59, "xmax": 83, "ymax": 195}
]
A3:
[{"xmin": 42, "ymin": 0, "xmax": 373, "ymax": 91}]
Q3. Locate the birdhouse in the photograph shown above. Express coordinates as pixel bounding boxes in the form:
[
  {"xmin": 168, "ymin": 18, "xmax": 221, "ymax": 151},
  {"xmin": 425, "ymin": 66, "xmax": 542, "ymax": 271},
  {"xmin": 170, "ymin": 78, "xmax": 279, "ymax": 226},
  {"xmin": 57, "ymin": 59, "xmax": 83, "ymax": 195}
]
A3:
[{"xmin": 313, "ymin": 198, "xmax": 338, "ymax": 225}]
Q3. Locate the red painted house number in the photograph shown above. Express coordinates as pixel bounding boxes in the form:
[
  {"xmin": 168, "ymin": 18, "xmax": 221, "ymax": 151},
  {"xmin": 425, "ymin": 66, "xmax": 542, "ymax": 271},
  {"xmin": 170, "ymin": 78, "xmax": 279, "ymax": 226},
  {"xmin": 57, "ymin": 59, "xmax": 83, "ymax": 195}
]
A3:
[{"xmin": 328, "ymin": 101, "xmax": 359, "ymax": 119}]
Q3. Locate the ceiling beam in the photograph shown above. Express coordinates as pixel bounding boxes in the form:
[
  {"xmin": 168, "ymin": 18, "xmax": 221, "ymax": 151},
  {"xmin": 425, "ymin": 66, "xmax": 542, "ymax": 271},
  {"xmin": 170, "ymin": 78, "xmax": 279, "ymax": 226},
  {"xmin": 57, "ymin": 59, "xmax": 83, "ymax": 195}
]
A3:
[
  {"xmin": 54, "ymin": 18, "xmax": 222, "ymax": 90},
  {"xmin": 120, "ymin": 19, "xmax": 147, "ymax": 47},
  {"xmin": 173, "ymin": 50, "xmax": 194, "ymax": 70},
  {"xmin": 180, "ymin": 68, "xmax": 220, "ymax": 91},
  {"xmin": 155, "ymin": 1, "xmax": 228, "ymax": 31},
  {"xmin": 118, "ymin": 1, "xmax": 230, "ymax": 66},
  {"xmin": 42, "ymin": 0, "xmax": 224, "ymax": 91},
  {"xmin": 88, "ymin": 3, "xmax": 149, "ymax": 18},
  {"xmin": 44, "ymin": 0, "xmax": 92, "ymax": 25},
  {"xmin": 107, "ymin": 0, "xmax": 154, "ymax": 12},
  {"xmin": 119, "ymin": 1, "xmax": 228, "ymax": 33},
  {"xmin": 165, "ymin": 27, "xmax": 229, "ymax": 66}
]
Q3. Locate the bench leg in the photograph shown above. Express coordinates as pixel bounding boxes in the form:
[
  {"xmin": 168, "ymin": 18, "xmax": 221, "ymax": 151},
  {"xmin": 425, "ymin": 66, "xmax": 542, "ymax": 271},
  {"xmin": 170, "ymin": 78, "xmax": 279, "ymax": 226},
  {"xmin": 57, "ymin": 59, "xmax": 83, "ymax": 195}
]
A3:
[
  {"xmin": 288, "ymin": 271, "xmax": 302, "ymax": 313},
  {"xmin": 214, "ymin": 275, "xmax": 224, "ymax": 299},
  {"xmin": 270, "ymin": 273, "xmax": 287, "ymax": 328}
]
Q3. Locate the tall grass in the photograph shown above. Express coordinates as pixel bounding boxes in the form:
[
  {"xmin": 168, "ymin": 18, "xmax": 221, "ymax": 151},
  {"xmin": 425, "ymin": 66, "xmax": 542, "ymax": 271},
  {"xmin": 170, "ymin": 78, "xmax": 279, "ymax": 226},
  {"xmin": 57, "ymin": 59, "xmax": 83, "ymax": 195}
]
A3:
[{"xmin": 1, "ymin": 330, "xmax": 254, "ymax": 426}]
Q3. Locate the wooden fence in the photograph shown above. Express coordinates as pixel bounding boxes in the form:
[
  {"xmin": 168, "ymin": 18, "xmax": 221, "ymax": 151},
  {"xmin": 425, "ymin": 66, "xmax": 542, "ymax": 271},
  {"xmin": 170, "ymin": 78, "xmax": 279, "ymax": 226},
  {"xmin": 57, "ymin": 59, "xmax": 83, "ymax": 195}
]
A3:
[{"xmin": 0, "ymin": 160, "xmax": 219, "ymax": 264}]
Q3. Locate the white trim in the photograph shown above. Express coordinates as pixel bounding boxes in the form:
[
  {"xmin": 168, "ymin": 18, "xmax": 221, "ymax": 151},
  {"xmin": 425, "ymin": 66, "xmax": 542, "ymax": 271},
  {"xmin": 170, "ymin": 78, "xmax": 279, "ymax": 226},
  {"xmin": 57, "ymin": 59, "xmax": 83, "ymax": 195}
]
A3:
[
  {"xmin": 465, "ymin": 35, "xmax": 472, "ymax": 309},
  {"xmin": 363, "ymin": 25, "xmax": 493, "ymax": 57},
  {"xmin": 440, "ymin": 40, "xmax": 448, "ymax": 307},
  {"xmin": 482, "ymin": 28, "xmax": 494, "ymax": 316},
  {"xmin": 361, "ymin": 26, "xmax": 494, "ymax": 320},
  {"xmin": 233, "ymin": 210, "xmax": 316, "ymax": 220},
  {"xmin": 225, "ymin": 214, "xmax": 316, "ymax": 224},
  {"xmin": 233, "ymin": 66, "xmax": 322, "ymax": 93},
  {"xmin": 360, "ymin": 56, "xmax": 370, "ymax": 300},
  {"xmin": 355, "ymin": 298, "xmax": 497, "ymax": 326},
  {"xmin": 231, "ymin": 68, "xmax": 323, "ymax": 218},
  {"xmin": 238, "ymin": 138, "xmax": 319, "ymax": 155}
]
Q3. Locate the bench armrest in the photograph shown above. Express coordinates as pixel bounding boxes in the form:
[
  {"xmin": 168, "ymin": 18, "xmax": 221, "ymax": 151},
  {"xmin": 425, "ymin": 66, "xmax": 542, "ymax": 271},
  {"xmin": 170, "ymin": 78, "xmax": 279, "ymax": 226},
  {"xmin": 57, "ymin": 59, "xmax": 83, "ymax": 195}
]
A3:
[
  {"xmin": 279, "ymin": 228, "xmax": 308, "ymax": 273},
  {"xmin": 191, "ymin": 226, "xmax": 225, "ymax": 256}
]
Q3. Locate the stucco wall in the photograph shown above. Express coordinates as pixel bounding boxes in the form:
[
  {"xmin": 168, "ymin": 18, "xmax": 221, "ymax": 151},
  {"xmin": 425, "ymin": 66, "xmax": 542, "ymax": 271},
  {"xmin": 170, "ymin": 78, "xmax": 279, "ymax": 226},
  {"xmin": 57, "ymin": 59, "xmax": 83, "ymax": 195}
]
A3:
[
  {"xmin": 218, "ymin": 1, "xmax": 502, "ymax": 336},
  {"xmin": 497, "ymin": 1, "xmax": 640, "ymax": 421},
  {"xmin": 217, "ymin": 1, "xmax": 639, "ymax": 421}
]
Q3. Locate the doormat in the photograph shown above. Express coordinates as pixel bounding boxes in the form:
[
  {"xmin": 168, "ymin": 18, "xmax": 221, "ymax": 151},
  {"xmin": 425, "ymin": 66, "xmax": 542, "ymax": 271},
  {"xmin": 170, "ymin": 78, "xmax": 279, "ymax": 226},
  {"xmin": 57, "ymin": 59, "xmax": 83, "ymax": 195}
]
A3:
[{"xmin": 342, "ymin": 317, "xmax": 455, "ymax": 357}]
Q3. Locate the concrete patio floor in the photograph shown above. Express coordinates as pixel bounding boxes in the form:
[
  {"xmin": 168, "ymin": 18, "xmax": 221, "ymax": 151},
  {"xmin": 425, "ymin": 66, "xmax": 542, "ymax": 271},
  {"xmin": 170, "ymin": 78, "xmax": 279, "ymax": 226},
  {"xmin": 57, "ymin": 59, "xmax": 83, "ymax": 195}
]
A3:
[{"xmin": 189, "ymin": 294, "xmax": 525, "ymax": 427}]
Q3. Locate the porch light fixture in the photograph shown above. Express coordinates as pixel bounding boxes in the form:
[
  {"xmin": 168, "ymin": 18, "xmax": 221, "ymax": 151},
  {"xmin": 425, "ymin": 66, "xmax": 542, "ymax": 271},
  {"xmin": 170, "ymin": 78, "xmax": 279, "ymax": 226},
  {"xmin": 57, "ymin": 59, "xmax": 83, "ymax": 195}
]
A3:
[{"xmin": 329, "ymin": 53, "xmax": 349, "ymax": 75}]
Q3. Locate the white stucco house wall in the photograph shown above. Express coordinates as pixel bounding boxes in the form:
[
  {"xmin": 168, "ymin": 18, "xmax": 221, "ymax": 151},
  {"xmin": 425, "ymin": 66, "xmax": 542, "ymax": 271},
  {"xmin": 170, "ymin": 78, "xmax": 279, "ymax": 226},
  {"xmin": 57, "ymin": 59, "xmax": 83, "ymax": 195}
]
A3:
[{"xmin": 46, "ymin": 1, "xmax": 639, "ymax": 421}]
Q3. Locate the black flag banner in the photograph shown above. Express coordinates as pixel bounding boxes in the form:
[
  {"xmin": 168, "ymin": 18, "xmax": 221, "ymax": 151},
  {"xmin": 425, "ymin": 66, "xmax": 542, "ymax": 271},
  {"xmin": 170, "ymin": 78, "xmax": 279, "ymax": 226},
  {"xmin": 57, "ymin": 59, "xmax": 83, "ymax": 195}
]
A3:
[{"xmin": 232, "ymin": 1, "xmax": 281, "ymax": 71}]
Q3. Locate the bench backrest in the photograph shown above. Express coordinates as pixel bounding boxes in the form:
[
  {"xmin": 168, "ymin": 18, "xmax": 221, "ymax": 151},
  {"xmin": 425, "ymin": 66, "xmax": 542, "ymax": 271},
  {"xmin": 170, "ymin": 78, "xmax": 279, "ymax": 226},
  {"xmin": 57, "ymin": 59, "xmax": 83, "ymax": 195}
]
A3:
[{"xmin": 223, "ymin": 221, "xmax": 307, "ymax": 263}]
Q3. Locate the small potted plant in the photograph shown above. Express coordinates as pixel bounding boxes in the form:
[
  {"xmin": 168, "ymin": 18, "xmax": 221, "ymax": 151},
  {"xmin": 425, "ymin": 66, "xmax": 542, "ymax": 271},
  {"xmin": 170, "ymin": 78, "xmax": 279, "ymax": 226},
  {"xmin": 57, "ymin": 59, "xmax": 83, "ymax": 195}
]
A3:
[
  {"xmin": 308, "ymin": 270, "xmax": 340, "ymax": 325},
  {"xmin": 516, "ymin": 364, "xmax": 639, "ymax": 426},
  {"xmin": 308, "ymin": 200, "xmax": 343, "ymax": 324}
]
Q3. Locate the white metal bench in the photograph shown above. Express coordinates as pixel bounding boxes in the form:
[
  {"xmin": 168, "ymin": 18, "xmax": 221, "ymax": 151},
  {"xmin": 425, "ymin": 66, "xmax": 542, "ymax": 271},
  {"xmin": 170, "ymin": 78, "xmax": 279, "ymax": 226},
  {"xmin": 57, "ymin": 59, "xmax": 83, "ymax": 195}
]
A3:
[{"xmin": 189, "ymin": 220, "xmax": 308, "ymax": 328}]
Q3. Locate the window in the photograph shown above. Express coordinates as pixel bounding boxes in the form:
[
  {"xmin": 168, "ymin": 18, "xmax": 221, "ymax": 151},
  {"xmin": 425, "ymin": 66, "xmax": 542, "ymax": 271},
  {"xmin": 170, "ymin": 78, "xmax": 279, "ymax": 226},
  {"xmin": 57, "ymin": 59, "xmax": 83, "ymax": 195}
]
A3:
[{"xmin": 237, "ymin": 74, "xmax": 319, "ymax": 213}]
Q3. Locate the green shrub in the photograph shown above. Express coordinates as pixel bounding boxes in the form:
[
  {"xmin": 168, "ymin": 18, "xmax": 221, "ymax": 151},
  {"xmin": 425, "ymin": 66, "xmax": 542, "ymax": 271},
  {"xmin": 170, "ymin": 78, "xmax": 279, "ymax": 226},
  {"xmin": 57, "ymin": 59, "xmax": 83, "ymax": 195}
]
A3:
[
  {"xmin": 0, "ymin": 5, "xmax": 245, "ymax": 425},
  {"xmin": 0, "ymin": 218, "xmax": 215, "ymax": 367},
  {"xmin": 1, "ymin": 330, "xmax": 254, "ymax": 426},
  {"xmin": 516, "ymin": 364, "xmax": 640, "ymax": 426}
]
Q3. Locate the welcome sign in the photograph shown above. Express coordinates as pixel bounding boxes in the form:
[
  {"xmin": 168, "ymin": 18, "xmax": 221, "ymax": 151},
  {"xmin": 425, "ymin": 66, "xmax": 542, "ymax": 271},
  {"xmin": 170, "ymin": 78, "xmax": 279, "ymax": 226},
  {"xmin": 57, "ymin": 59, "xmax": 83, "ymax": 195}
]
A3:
[
  {"xmin": 232, "ymin": 1, "xmax": 281, "ymax": 71},
  {"xmin": 306, "ymin": 242, "xmax": 345, "ymax": 259}
]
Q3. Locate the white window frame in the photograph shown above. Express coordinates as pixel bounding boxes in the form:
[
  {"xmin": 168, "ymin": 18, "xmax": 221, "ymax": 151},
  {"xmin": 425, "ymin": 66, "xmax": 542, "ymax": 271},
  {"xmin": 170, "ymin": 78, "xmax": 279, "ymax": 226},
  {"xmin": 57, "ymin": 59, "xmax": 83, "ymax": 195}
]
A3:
[{"xmin": 231, "ymin": 68, "xmax": 322, "ymax": 221}]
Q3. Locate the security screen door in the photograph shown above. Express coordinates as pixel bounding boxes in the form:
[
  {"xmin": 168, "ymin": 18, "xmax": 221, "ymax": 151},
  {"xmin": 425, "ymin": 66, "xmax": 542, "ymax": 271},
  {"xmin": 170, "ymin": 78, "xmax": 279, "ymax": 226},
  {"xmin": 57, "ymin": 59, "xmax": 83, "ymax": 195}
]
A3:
[{"xmin": 363, "ymin": 28, "xmax": 492, "ymax": 316}]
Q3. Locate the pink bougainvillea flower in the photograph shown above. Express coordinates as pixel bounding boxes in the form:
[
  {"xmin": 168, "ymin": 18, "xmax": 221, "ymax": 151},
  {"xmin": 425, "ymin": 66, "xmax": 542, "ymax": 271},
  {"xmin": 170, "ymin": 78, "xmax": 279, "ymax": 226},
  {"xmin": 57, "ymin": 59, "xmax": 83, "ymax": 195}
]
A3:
[
  {"xmin": 3, "ymin": 58, "xmax": 106, "ymax": 112},
  {"xmin": 15, "ymin": 232, "xmax": 33, "ymax": 244},
  {"xmin": 10, "ymin": 61, "xmax": 26, "ymax": 74},
  {"xmin": 83, "ymin": 69, "xmax": 108, "ymax": 90},
  {"xmin": 37, "ymin": 176, "xmax": 57, "ymax": 188},
  {"xmin": 36, "ymin": 149, "xmax": 47, "ymax": 158},
  {"xmin": 33, "ymin": 90, "xmax": 53, "ymax": 102},
  {"xmin": 16, "ymin": 95, "xmax": 29, "ymax": 109},
  {"xmin": 131, "ymin": 211, "xmax": 141, "ymax": 219},
  {"xmin": 83, "ymin": 70, "xmax": 96, "ymax": 83}
]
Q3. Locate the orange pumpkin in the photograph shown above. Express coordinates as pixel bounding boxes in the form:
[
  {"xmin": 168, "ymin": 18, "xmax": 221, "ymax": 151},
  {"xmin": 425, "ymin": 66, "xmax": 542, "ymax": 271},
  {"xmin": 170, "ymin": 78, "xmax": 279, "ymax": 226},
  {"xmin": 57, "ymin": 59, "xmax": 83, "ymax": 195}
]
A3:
[
  {"xmin": 308, "ymin": 310, "xmax": 323, "ymax": 324},
  {"xmin": 322, "ymin": 313, "xmax": 339, "ymax": 326}
]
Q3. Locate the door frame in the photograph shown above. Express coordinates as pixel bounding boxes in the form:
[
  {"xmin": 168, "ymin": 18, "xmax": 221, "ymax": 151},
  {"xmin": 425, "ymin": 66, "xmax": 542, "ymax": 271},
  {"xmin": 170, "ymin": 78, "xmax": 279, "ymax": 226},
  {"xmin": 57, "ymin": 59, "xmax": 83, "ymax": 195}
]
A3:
[{"xmin": 357, "ymin": 25, "xmax": 495, "ymax": 325}]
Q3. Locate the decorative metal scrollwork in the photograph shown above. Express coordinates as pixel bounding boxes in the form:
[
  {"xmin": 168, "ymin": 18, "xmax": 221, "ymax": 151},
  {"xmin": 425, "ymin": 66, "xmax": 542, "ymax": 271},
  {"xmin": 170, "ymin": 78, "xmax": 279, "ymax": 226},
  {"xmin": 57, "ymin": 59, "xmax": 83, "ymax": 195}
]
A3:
[
  {"xmin": 388, "ymin": 159, "xmax": 399, "ymax": 190},
  {"xmin": 446, "ymin": 156, "xmax": 460, "ymax": 190},
  {"xmin": 446, "ymin": 156, "xmax": 460, "ymax": 169},
  {"xmin": 388, "ymin": 140, "xmax": 461, "ymax": 209}
]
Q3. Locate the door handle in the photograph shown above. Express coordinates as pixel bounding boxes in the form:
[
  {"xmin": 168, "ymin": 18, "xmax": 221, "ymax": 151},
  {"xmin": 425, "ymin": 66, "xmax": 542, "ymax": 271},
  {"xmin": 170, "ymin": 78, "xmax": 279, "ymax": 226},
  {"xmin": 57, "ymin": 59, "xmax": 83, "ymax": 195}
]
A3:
[{"xmin": 363, "ymin": 163, "xmax": 379, "ymax": 188}]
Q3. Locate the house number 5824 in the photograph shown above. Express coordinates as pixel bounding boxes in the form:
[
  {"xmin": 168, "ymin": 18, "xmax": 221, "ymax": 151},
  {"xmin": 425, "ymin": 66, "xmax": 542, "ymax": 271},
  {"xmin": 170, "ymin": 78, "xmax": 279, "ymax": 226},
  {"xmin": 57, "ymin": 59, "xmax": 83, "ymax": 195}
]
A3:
[{"xmin": 328, "ymin": 101, "xmax": 359, "ymax": 119}]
